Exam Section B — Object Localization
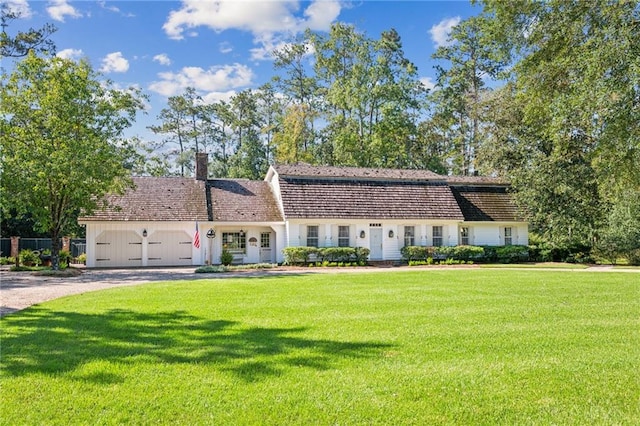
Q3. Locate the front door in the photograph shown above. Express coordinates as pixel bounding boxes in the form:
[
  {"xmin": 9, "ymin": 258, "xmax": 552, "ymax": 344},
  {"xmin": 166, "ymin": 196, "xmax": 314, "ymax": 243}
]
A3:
[
  {"xmin": 369, "ymin": 227, "xmax": 383, "ymax": 260},
  {"xmin": 260, "ymin": 232, "xmax": 272, "ymax": 263}
]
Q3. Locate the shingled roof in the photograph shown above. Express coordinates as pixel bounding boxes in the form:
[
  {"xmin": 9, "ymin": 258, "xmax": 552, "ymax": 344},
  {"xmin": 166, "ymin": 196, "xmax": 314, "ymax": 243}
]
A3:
[
  {"xmin": 275, "ymin": 163, "xmax": 442, "ymax": 181},
  {"xmin": 209, "ymin": 179, "xmax": 283, "ymax": 222},
  {"xmin": 450, "ymin": 185, "xmax": 520, "ymax": 221},
  {"xmin": 81, "ymin": 177, "xmax": 208, "ymax": 221},
  {"xmin": 273, "ymin": 164, "xmax": 520, "ymax": 222},
  {"xmin": 278, "ymin": 178, "xmax": 464, "ymax": 220}
]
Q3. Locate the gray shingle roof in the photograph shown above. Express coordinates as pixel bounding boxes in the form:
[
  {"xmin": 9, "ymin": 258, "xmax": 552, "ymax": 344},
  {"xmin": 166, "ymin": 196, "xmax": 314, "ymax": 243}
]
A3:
[
  {"xmin": 275, "ymin": 163, "xmax": 442, "ymax": 181},
  {"xmin": 209, "ymin": 179, "xmax": 283, "ymax": 222},
  {"xmin": 278, "ymin": 178, "xmax": 464, "ymax": 220},
  {"xmin": 80, "ymin": 177, "xmax": 208, "ymax": 221},
  {"xmin": 451, "ymin": 186, "xmax": 521, "ymax": 222}
]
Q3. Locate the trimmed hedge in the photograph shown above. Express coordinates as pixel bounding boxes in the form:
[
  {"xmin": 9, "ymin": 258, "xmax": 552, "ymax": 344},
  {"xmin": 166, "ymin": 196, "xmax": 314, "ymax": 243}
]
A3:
[
  {"xmin": 282, "ymin": 246, "xmax": 370, "ymax": 266},
  {"xmin": 401, "ymin": 245, "xmax": 530, "ymax": 264}
]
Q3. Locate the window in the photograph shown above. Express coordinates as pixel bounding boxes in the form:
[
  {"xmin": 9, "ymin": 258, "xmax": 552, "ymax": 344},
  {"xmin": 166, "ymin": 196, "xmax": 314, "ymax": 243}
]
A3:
[
  {"xmin": 504, "ymin": 227, "xmax": 513, "ymax": 245},
  {"xmin": 338, "ymin": 226, "xmax": 350, "ymax": 247},
  {"xmin": 223, "ymin": 232, "xmax": 246, "ymax": 253},
  {"xmin": 307, "ymin": 225, "xmax": 319, "ymax": 247},
  {"xmin": 460, "ymin": 227, "xmax": 469, "ymax": 245},
  {"xmin": 260, "ymin": 233, "xmax": 270, "ymax": 248},
  {"xmin": 404, "ymin": 226, "xmax": 415, "ymax": 247},
  {"xmin": 432, "ymin": 226, "xmax": 443, "ymax": 247}
]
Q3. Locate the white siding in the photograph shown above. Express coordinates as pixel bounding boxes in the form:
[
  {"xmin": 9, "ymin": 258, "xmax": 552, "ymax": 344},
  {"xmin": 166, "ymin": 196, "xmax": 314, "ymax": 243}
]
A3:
[{"xmin": 84, "ymin": 221, "xmax": 207, "ymax": 268}]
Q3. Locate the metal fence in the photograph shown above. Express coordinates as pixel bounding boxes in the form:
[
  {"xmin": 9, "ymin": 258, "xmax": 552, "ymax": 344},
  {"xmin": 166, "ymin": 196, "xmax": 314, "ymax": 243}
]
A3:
[{"xmin": 0, "ymin": 238, "xmax": 86, "ymax": 258}]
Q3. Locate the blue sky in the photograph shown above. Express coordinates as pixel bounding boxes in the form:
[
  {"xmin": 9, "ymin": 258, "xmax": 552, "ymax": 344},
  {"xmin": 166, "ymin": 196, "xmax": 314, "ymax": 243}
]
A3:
[{"xmin": 5, "ymin": 0, "xmax": 482, "ymax": 140}]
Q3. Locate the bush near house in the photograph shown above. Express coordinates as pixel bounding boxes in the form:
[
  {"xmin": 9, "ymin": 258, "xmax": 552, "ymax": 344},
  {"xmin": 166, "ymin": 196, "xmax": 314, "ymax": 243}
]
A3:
[
  {"xmin": 282, "ymin": 247, "xmax": 371, "ymax": 266},
  {"xmin": 220, "ymin": 248, "xmax": 234, "ymax": 266},
  {"xmin": 527, "ymin": 241, "xmax": 593, "ymax": 264},
  {"xmin": 401, "ymin": 245, "xmax": 530, "ymax": 264}
]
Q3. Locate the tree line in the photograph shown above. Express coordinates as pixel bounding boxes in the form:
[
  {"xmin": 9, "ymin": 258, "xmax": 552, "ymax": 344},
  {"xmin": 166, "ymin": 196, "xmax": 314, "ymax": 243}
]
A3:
[{"xmin": 1, "ymin": 0, "xmax": 639, "ymax": 266}]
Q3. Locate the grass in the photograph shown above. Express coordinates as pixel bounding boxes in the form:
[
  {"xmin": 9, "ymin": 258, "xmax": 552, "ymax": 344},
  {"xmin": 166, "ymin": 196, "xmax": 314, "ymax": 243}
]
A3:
[
  {"xmin": 478, "ymin": 262, "xmax": 590, "ymax": 269},
  {"xmin": 1, "ymin": 270, "xmax": 638, "ymax": 425}
]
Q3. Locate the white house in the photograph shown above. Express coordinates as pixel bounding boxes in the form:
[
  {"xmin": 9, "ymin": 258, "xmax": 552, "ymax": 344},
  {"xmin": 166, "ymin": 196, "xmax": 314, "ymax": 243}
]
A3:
[{"xmin": 79, "ymin": 154, "xmax": 527, "ymax": 267}]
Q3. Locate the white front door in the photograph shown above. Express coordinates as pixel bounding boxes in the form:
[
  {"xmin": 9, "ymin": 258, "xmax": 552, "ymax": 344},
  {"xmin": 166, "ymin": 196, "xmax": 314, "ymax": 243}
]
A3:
[
  {"xmin": 260, "ymin": 232, "xmax": 272, "ymax": 263},
  {"xmin": 369, "ymin": 227, "xmax": 383, "ymax": 260}
]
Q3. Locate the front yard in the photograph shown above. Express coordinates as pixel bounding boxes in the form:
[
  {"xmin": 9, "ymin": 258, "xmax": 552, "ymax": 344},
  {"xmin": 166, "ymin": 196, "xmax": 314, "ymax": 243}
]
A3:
[{"xmin": 1, "ymin": 270, "xmax": 638, "ymax": 424}]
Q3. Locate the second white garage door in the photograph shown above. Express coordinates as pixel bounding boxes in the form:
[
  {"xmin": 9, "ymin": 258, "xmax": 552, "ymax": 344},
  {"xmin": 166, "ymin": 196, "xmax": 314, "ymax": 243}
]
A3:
[{"xmin": 147, "ymin": 231, "xmax": 193, "ymax": 266}]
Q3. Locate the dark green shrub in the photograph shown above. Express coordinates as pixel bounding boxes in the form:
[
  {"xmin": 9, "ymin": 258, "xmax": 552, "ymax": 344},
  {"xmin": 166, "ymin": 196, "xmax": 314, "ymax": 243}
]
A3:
[
  {"xmin": 449, "ymin": 245, "xmax": 483, "ymax": 261},
  {"xmin": 220, "ymin": 248, "xmax": 234, "ymax": 266},
  {"xmin": 495, "ymin": 245, "xmax": 529, "ymax": 263},
  {"xmin": 628, "ymin": 249, "xmax": 640, "ymax": 266},
  {"xmin": 481, "ymin": 246, "xmax": 498, "ymax": 263},
  {"xmin": 433, "ymin": 246, "xmax": 485, "ymax": 261},
  {"xmin": 354, "ymin": 247, "xmax": 370, "ymax": 264}
]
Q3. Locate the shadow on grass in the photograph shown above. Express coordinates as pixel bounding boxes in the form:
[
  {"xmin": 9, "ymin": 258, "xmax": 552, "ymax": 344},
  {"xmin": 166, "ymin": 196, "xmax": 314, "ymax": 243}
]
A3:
[{"xmin": 1, "ymin": 307, "xmax": 391, "ymax": 383}]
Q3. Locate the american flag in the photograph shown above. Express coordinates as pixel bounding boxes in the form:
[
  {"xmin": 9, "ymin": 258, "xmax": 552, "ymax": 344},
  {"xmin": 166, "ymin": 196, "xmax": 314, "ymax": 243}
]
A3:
[{"xmin": 194, "ymin": 222, "xmax": 201, "ymax": 248}]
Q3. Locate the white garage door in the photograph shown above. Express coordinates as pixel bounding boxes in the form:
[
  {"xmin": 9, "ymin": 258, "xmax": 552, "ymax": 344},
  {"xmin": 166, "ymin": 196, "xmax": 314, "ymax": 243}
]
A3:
[
  {"xmin": 147, "ymin": 231, "xmax": 193, "ymax": 266},
  {"xmin": 95, "ymin": 231, "xmax": 142, "ymax": 267}
]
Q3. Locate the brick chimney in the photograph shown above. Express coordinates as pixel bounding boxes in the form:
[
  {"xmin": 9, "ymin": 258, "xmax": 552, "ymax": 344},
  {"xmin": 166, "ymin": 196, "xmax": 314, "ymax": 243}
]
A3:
[{"xmin": 195, "ymin": 152, "xmax": 208, "ymax": 181}]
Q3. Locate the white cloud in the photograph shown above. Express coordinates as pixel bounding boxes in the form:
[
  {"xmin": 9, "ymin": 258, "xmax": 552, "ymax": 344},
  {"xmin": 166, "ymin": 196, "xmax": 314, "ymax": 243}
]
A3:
[
  {"xmin": 100, "ymin": 51, "xmax": 130, "ymax": 73},
  {"xmin": 57, "ymin": 48, "xmax": 83, "ymax": 60},
  {"xmin": 429, "ymin": 16, "xmax": 461, "ymax": 48},
  {"xmin": 98, "ymin": 1, "xmax": 135, "ymax": 17},
  {"xmin": 163, "ymin": 0, "xmax": 340, "ymax": 60},
  {"xmin": 149, "ymin": 63, "xmax": 254, "ymax": 97},
  {"xmin": 4, "ymin": 0, "xmax": 32, "ymax": 18},
  {"xmin": 250, "ymin": 39, "xmax": 291, "ymax": 61},
  {"xmin": 303, "ymin": 0, "xmax": 341, "ymax": 31},
  {"xmin": 201, "ymin": 90, "xmax": 237, "ymax": 105},
  {"xmin": 219, "ymin": 42, "xmax": 233, "ymax": 54},
  {"xmin": 420, "ymin": 77, "xmax": 436, "ymax": 91},
  {"xmin": 47, "ymin": 0, "xmax": 82, "ymax": 22},
  {"xmin": 153, "ymin": 53, "xmax": 172, "ymax": 66},
  {"xmin": 98, "ymin": 1, "xmax": 119, "ymax": 13}
]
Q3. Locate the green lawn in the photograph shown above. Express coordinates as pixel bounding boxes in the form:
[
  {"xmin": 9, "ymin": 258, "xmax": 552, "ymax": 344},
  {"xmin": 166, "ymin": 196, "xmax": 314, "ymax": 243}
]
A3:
[{"xmin": 1, "ymin": 270, "xmax": 638, "ymax": 425}]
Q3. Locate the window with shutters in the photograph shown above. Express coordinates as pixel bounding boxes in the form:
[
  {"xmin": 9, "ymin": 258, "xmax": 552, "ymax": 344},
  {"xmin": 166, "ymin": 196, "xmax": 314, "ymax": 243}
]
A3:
[
  {"xmin": 338, "ymin": 226, "xmax": 350, "ymax": 247},
  {"xmin": 432, "ymin": 226, "xmax": 443, "ymax": 247},
  {"xmin": 307, "ymin": 225, "xmax": 319, "ymax": 247},
  {"xmin": 404, "ymin": 226, "xmax": 415, "ymax": 247}
]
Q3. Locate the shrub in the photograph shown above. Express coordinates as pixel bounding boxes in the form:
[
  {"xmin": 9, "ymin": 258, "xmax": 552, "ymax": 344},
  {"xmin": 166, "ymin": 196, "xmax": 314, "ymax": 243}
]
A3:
[
  {"xmin": 450, "ymin": 245, "xmax": 484, "ymax": 261},
  {"xmin": 58, "ymin": 249, "xmax": 72, "ymax": 264},
  {"xmin": 628, "ymin": 249, "xmax": 640, "ymax": 266},
  {"xmin": 196, "ymin": 265, "xmax": 228, "ymax": 273},
  {"xmin": 76, "ymin": 253, "xmax": 87, "ymax": 265},
  {"xmin": 283, "ymin": 246, "xmax": 369, "ymax": 266},
  {"xmin": 354, "ymin": 247, "xmax": 370, "ymax": 265},
  {"xmin": 282, "ymin": 247, "xmax": 318, "ymax": 265},
  {"xmin": 495, "ymin": 245, "xmax": 529, "ymax": 263},
  {"xmin": 400, "ymin": 246, "xmax": 433, "ymax": 262},
  {"xmin": 220, "ymin": 248, "xmax": 234, "ymax": 266},
  {"xmin": 19, "ymin": 249, "xmax": 41, "ymax": 266},
  {"xmin": 319, "ymin": 247, "xmax": 354, "ymax": 263},
  {"xmin": 0, "ymin": 256, "xmax": 14, "ymax": 265}
]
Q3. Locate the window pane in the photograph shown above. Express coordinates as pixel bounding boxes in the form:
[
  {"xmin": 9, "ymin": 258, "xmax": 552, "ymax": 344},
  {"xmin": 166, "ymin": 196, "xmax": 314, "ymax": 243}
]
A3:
[
  {"xmin": 460, "ymin": 227, "xmax": 469, "ymax": 245},
  {"xmin": 307, "ymin": 226, "xmax": 319, "ymax": 247},
  {"xmin": 404, "ymin": 226, "xmax": 415, "ymax": 247},
  {"xmin": 504, "ymin": 227, "xmax": 512, "ymax": 245},
  {"xmin": 222, "ymin": 232, "xmax": 246, "ymax": 253},
  {"xmin": 338, "ymin": 226, "xmax": 350, "ymax": 247},
  {"xmin": 433, "ymin": 226, "xmax": 443, "ymax": 247}
]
